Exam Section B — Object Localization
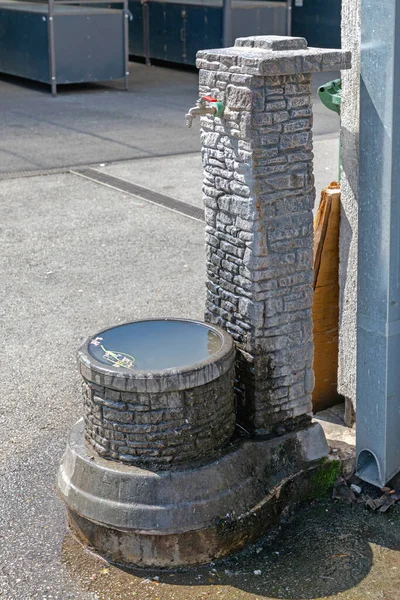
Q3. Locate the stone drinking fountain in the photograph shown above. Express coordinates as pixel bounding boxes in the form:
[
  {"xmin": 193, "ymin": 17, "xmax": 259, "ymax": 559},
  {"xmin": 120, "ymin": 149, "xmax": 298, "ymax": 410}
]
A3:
[{"xmin": 58, "ymin": 35, "xmax": 351, "ymax": 568}]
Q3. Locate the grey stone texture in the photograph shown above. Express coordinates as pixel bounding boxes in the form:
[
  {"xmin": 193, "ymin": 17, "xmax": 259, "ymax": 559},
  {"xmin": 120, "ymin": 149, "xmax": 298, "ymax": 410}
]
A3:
[
  {"xmin": 58, "ymin": 418, "xmax": 329, "ymax": 567},
  {"xmin": 338, "ymin": 0, "xmax": 360, "ymax": 424},
  {"xmin": 197, "ymin": 36, "xmax": 351, "ymax": 78},
  {"xmin": 235, "ymin": 36, "xmax": 308, "ymax": 51},
  {"xmin": 82, "ymin": 371, "xmax": 235, "ymax": 467},
  {"xmin": 78, "ymin": 320, "xmax": 236, "ymax": 468},
  {"xmin": 198, "ymin": 36, "xmax": 350, "ymax": 435}
]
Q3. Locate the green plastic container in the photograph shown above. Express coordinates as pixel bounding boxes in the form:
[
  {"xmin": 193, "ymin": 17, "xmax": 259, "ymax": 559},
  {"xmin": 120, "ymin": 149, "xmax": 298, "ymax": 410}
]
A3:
[{"xmin": 318, "ymin": 78, "xmax": 342, "ymax": 180}]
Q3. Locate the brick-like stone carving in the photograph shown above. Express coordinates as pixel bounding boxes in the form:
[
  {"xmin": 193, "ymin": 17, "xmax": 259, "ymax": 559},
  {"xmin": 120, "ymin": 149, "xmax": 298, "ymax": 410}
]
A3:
[
  {"xmin": 78, "ymin": 320, "xmax": 236, "ymax": 469},
  {"xmin": 198, "ymin": 36, "xmax": 351, "ymax": 436},
  {"xmin": 82, "ymin": 371, "xmax": 235, "ymax": 468}
]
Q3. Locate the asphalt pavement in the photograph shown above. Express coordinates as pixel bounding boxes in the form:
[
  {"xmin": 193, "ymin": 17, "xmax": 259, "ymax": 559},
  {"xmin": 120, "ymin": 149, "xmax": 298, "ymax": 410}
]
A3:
[
  {"xmin": 2, "ymin": 62, "xmax": 394, "ymax": 600},
  {"xmin": 2, "ymin": 167, "xmax": 400, "ymax": 600},
  {"xmin": 0, "ymin": 172, "xmax": 206, "ymax": 600}
]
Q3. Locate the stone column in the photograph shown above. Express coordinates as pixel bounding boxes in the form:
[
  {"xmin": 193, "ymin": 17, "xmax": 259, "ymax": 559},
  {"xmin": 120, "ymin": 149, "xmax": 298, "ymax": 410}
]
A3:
[{"xmin": 198, "ymin": 36, "xmax": 351, "ymax": 435}]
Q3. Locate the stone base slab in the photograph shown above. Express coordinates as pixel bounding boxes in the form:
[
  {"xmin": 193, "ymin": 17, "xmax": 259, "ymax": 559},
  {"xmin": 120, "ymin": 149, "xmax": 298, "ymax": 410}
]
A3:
[{"xmin": 58, "ymin": 418, "xmax": 331, "ymax": 568}]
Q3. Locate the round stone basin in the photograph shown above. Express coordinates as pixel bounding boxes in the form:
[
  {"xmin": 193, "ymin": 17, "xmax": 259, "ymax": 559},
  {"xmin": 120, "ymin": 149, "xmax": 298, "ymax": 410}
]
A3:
[{"xmin": 78, "ymin": 318, "xmax": 236, "ymax": 469}]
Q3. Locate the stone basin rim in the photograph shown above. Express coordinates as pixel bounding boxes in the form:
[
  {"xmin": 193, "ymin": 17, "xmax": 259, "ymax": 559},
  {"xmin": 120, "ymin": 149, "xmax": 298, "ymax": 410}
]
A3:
[{"xmin": 78, "ymin": 318, "xmax": 235, "ymax": 393}]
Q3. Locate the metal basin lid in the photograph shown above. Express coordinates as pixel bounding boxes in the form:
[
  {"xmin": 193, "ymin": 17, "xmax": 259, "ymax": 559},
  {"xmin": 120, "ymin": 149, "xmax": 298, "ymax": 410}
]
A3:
[{"xmin": 78, "ymin": 318, "xmax": 235, "ymax": 393}]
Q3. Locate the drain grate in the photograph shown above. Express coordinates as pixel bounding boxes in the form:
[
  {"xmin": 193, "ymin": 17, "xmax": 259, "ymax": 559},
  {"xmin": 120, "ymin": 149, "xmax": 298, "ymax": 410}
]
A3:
[{"xmin": 72, "ymin": 168, "xmax": 205, "ymax": 222}]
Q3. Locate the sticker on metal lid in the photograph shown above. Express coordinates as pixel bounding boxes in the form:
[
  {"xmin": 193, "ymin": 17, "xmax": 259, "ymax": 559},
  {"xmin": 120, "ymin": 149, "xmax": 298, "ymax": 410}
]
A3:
[{"xmin": 295, "ymin": 0, "xmax": 303, "ymax": 6}]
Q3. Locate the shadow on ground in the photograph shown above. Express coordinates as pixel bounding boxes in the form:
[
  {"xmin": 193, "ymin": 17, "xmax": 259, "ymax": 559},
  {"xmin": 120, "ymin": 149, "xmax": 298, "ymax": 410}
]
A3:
[{"xmin": 62, "ymin": 500, "xmax": 400, "ymax": 600}]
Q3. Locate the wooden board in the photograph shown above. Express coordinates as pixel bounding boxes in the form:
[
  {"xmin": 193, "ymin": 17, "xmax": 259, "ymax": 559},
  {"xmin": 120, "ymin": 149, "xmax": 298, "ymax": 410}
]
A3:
[{"xmin": 312, "ymin": 182, "xmax": 343, "ymax": 412}]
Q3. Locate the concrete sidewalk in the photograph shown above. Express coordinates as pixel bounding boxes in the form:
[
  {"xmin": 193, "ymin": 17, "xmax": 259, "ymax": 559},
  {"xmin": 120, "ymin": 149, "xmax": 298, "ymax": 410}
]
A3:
[
  {"xmin": 0, "ymin": 61, "xmax": 340, "ymax": 218},
  {"xmin": 87, "ymin": 133, "xmax": 339, "ymax": 212},
  {"xmin": 0, "ymin": 63, "xmax": 200, "ymax": 174}
]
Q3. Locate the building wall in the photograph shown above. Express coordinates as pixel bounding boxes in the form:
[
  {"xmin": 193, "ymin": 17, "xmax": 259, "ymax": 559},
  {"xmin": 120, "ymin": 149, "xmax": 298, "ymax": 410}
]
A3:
[{"xmin": 338, "ymin": 0, "xmax": 360, "ymax": 424}]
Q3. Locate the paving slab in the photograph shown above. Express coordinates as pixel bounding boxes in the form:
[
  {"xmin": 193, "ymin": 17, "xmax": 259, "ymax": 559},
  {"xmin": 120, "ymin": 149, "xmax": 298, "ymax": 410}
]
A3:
[
  {"xmin": 95, "ymin": 152, "xmax": 204, "ymax": 208},
  {"xmin": 94, "ymin": 135, "xmax": 339, "ymax": 212}
]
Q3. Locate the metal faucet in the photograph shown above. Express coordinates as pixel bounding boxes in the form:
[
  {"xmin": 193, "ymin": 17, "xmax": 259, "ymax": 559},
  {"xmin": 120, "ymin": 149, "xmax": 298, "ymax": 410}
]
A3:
[{"xmin": 185, "ymin": 96, "xmax": 225, "ymax": 128}]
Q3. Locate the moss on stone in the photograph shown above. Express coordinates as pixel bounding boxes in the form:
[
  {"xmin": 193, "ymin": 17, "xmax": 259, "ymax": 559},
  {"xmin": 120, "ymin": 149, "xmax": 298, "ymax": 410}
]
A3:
[{"xmin": 308, "ymin": 457, "xmax": 341, "ymax": 499}]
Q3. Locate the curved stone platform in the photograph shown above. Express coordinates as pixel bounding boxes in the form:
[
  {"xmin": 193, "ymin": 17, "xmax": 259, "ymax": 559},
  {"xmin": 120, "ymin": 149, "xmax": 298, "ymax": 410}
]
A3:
[{"xmin": 58, "ymin": 418, "xmax": 330, "ymax": 568}]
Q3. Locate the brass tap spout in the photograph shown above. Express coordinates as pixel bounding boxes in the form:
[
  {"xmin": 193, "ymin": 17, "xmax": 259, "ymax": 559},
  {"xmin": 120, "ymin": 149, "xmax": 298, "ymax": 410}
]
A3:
[{"xmin": 185, "ymin": 96, "xmax": 225, "ymax": 128}]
